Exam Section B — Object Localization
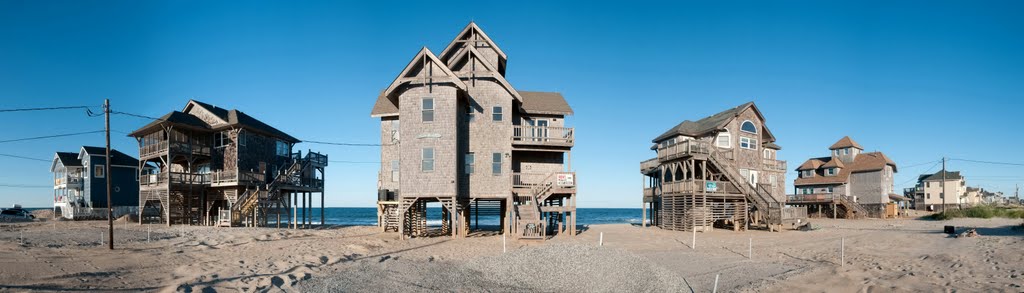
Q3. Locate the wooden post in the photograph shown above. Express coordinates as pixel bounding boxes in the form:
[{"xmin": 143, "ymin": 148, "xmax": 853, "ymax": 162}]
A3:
[
  {"xmin": 292, "ymin": 192, "xmax": 297, "ymax": 229},
  {"xmin": 301, "ymin": 192, "xmax": 306, "ymax": 229},
  {"xmin": 320, "ymin": 191, "xmax": 325, "ymax": 228},
  {"xmin": 104, "ymin": 99, "xmax": 113, "ymax": 249}
]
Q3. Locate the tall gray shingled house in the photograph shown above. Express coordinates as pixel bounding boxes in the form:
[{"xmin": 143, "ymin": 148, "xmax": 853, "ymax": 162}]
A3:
[
  {"xmin": 371, "ymin": 22, "xmax": 577, "ymax": 240},
  {"xmin": 790, "ymin": 136, "xmax": 899, "ymax": 218}
]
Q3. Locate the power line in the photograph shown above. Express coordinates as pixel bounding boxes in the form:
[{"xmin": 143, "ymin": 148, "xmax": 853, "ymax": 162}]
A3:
[
  {"xmin": 0, "ymin": 130, "xmax": 105, "ymax": 144},
  {"xmin": 949, "ymin": 158, "xmax": 1024, "ymax": 167},
  {"xmin": 901, "ymin": 160, "xmax": 941, "ymax": 169},
  {"xmin": 111, "ymin": 110, "xmax": 165, "ymax": 121},
  {"xmin": 898, "ymin": 160, "xmax": 942, "ymax": 186},
  {"xmin": 0, "ymin": 184, "xmax": 51, "ymax": 188},
  {"xmin": 0, "ymin": 105, "xmax": 96, "ymax": 113},
  {"xmin": 0, "ymin": 153, "xmax": 50, "ymax": 162}
]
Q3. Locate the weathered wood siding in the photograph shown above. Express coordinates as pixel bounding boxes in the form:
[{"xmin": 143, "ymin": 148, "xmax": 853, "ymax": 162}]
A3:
[{"xmin": 397, "ymin": 67, "xmax": 460, "ymax": 197}]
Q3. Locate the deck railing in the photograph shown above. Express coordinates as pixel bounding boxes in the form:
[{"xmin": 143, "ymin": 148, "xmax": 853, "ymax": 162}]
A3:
[
  {"xmin": 140, "ymin": 172, "xmax": 209, "ymax": 186},
  {"xmin": 763, "ymin": 159, "xmax": 787, "ymax": 171},
  {"xmin": 210, "ymin": 170, "xmax": 266, "ymax": 186},
  {"xmin": 640, "ymin": 158, "xmax": 659, "ymax": 172},
  {"xmin": 511, "ymin": 172, "xmax": 576, "ymax": 189},
  {"xmin": 661, "ymin": 180, "xmax": 741, "ymax": 195},
  {"xmin": 54, "ymin": 176, "xmax": 83, "ymax": 189},
  {"xmin": 787, "ymin": 193, "xmax": 838, "ymax": 203},
  {"xmin": 657, "ymin": 140, "xmax": 712, "ymax": 161},
  {"xmin": 643, "ymin": 187, "xmax": 657, "ymax": 197},
  {"xmin": 140, "ymin": 140, "xmax": 212, "ymax": 158},
  {"xmin": 512, "ymin": 126, "xmax": 574, "ymax": 147}
]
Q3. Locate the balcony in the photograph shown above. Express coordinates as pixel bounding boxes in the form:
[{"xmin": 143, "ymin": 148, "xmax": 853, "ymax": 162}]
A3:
[
  {"xmin": 763, "ymin": 159, "xmax": 787, "ymax": 172},
  {"xmin": 660, "ymin": 180, "xmax": 741, "ymax": 195},
  {"xmin": 54, "ymin": 176, "xmax": 83, "ymax": 189},
  {"xmin": 512, "ymin": 172, "xmax": 577, "ymax": 189},
  {"xmin": 640, "ymin": 158, "xmax": 659, "ymax": 173},
  {"xmin": 657, "ymin": 140, "xmax": 713, "ymax": 161},
  {"xmin": 512, "ymin": 126, "xmax": 574, "ymax": 148},
  {"xmin": 140, "ymin": 139, "xmax": 212, "ymax": 159},
  {"xmin": 210, "ymin": 170, "xmax": 266, "ymax": 187},
  {"xmin": 140, "ymin": 172, "xmax": 209, "ymax": 189},
  {"xmin": 787, "ymin": 193, "xmax": 839, "ymax": 204}
]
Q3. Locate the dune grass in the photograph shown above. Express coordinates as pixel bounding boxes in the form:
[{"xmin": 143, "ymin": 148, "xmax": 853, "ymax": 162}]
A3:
[{"xmin": 926, "ymin": 205, "xmax": 1024, "ymax": 220}]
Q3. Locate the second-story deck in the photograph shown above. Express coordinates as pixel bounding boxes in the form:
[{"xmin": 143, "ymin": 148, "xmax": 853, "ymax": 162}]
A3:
[
  {"xmin": 140, "ymin": 172, "xmax": 210, "ymax": 190},
  {"xmin": 787, "ymin": 193, "xmax": 843, "ymax": 204},
  {"xmin": 54, "ymin": 176, "xmax": 83, "ymax": 190},
  {"xmin": 647, "ymin": 179, "xmax": 745, "ymax": 196},
  {"xmin": 511, "ymin": 172, "xmax": 577, "ymax": 193},
  {"xmin": 210, "ymin": 170, "xmax": 266, "ymax": 187},
  {"xmin": 512, "ymin": 126, "xmax": 574, "ymax": 148},
  {"xmin": 140, "ymin": 139, "xmax": 212, "ymax": 159}
]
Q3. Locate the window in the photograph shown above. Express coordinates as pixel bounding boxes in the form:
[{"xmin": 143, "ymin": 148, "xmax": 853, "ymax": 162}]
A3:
[
  {"xmin": 391, "ymin": 160, "xmax": 399, "ymax": 182},
  {"xmin": 769, "ymin": 175, "xmax": 777, "ymax": 186},
  {"xmin": 661, "ymin": 138, "xmax": 676, "ymax": 148},
  {"xmin": 802, "ymin": 170, "xmax": 814, "ymax": 178},
  {"xmin": 763, "ymin": 149, "xmax": 774, "ymax": 159},
  {"xmin": 390, "ymin": 120, "xmax": 400, "ymax": 143},
  {"xmin": 466, "ymin": 106, "xmax": 475, "ymax": 122},
  {"xmin": 421, "ymin": 148, "xmax": 434, "ymax": 172},
  {"xmin": 216, "ymin": 131, "xmax": 229, "ymax": 148},
  {"xmin": 465, "ymin": 153, "xmax": 475, "ymax": 174},
  {"xmin": 492, "ymin": 106, "xmax": 503, "ymax": 121},
  {"xmin": 740, "ymin": 120, "xmax": 757, "ymax": 134},
  {"xmin": 827, "ymin": 186, "xmax": 834, "ymax": 193},
  {"xmin": 740, "ymin": 137, "xmax": 757, "ymax": 150},
  {"xmin": 926, "ymin": 193, "xmax": 930, "ymax": 199},
  {"xmin": 716, "ymin": 130, "xmax": 731, "ymax": 148},
  {"xmin": 926, "ymin": 182, "xmax": 931, "ymax": 188},
  {"xmin": 492, "ymin": 153, "xmax": 502, "ymax": 175},
  {"xmin": 94, "ymin": 165, "xmax": 105, "ymax": 178},
  {"xmin": 275, "ymin": 141, "xmax": 289, "ymax": 156},
  {"xmin": 238, "ymin": 131, "xmax": 246, "ymax": 147},
  {"xmin": 422, "ymin": 98, "xmax": 434, "ymax": 122},
  {"xmin": 826, "ymin": 168, "xmax": 836, "ymax": 176}
]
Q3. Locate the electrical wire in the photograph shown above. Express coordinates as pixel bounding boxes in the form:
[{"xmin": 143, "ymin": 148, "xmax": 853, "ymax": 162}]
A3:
[
  {"xmin": 949, "ymin": 158, "xmax": 1024, "ymax": 167},
  {"xmin": 0, "ymin": 130, "xmax": 105, "ymax": 144},
  {"xmin": 0, "ymin": 153, "xmax": 50, "ymax": 162},
  {"xmin": 0, "ymin": 105, "xmax": 95, "ymax": 113},
  {"xmin": 0, "ymin": 184, "xmax": 51, "ymax": 188}
]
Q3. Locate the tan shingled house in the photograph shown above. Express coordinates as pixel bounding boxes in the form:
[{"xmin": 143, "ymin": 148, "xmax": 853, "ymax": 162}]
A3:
[
  {"xmin": 640, "ymin": 102, "xmax": 804, "ymax": 232},
  {"xmin": 371, "ymin": 22, "xmax": 576, "ymax": 240},
  {"xmin": 790, "ymin": 136, "xmax": 898, "ymax": 218}
]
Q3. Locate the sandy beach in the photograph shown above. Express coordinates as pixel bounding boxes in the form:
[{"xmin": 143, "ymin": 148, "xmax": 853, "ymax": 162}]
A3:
[{"xmin": 1, "ymin": 215, "xmax": 1022, "ymax": 292}]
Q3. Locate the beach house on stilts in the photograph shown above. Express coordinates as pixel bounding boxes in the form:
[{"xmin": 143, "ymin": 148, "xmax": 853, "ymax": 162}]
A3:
[
  {"xmin": 371, "ymin": 22, "xmax": 577, "ymax": 240},
  {"xmin": 640, "ymin": 102, "xmax": 805, "ymax": 232},
  {"xmin": 128, "ymin": 100, "xmax": 327, "ymax": 227}
]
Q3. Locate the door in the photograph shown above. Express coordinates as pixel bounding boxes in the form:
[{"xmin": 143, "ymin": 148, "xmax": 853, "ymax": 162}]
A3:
[
  {"xmin": 748, "ymin": 170, "xmax": 758, "ymax": 187},
  {"xmin": 536, "ymin": 120, "xmax": 549, "ymax": 142}
]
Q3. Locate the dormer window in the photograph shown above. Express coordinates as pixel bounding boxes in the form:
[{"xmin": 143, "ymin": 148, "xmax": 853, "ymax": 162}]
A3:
[
  {"xmin": 801, "ymin": 170, "xmax": 814, "ymax": 178},
  {"xmin": 740, "ymin": 120, "xmax": 757, "ymax": 134},
  {"xmin": 825, "ymin": 168, "xmax": 837, "ymax": 176}
]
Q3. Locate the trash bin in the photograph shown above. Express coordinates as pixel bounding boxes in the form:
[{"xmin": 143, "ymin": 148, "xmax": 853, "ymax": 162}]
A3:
[{"xmin": 944, "ymin": 225, "xmax": 955, "ymax": 234}]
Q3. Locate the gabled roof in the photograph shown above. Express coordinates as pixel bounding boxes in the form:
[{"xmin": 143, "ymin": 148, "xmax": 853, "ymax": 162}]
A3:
[
  {"xmin": 79, "ymin": 146, "xmax": 139, "ymax": 167},
  {"xmin": 439, "ymin": 22, "xmax": 507, "ymax": 69},
  {"xmin": 922, "ymin": 170, "xmax": 962, "ymax": 181},
  {"xmin": 382, "ymin": 47, "xmax": 468, "ymax": 101},
  {"xmin": 794, "ymin": 152, "xmax": 897, "ymax": 186},
  {"xmin": 128, "ymin": 100, "xmax": 300, "ymax": 143},
  {"xmin": 653, "ymin": 102, "xmax": 766, "ymax": 143},
  {"xmin": 127, "ymin": 111, "xmax": 211, "ymax": 137},
  {"xmin": 370, "ymin": 90, "xmax": 398, "ymax": 117},
  {"xmin": 448, "ymin": 45, "xmax": 522, "ymax": 101},
  {"xmin": 829, "ymin": 136, "xmax": 864, "ymax": 150},
  {"xmin": 519, "ymin": 91, "xmax": 573, "ymax": 115},
  {"xmin": 51, "ymin": 152, "xmax": 82, "ymax": 172}
]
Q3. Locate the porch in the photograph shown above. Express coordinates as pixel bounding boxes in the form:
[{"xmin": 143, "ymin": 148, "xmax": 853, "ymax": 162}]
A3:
[{"xmin": 512, "ymin": 125, "xmax": 574, "ymax": 148}]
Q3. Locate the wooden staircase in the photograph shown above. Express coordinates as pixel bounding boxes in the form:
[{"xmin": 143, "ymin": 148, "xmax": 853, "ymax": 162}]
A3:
[
  {"xmin": 707, "ymin": 148, "xmax": 799, "ymax": 231},
  {"xmin": 380, "ymin": 203, "xmax": 400, "ymax": 232},
  {"xmin": 513, "ymin": 194, "xmax": 546, "ymax": 240},
  {"xmin": 837, "ymin": 195, "xmax": 868, "ymax": 218}
]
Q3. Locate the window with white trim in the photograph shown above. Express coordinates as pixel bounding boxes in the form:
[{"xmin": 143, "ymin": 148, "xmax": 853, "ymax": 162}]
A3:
[
  {"xmin": 216, "ymin": 131, "xmax": 229, "ymax": 148},
  {"xmin": 391, "ymin": 160, "xmax": 399, "ymax": 182},
  {"xmin": 740, "ymin": 137, "xmax": 757, "ymax": 150},
  {"xmin": 94, "ymin": 165, "xmax": 105, "ymax": 178},
  {"xmin": 492, "ymin": 106, "xmax": 503, "ymax": 121},
  {"xmin": 827, "ymin": 186, "xmax": 834, "ymax": 193},
  {"xmin": 716, "ymin": 130, "xmax": 731, "ymax": 148},
  {"xmin": 465, "ymin": 153, "xmax": 475, "ymax": 175},
  {"xmin": 390, "ymin": 120, "xmax": 400, "ymax": 143},
  {"xmin": 492, "ymin": 153, "xmax": 502, "ymax": 175},
  {"xmin": 421, "ymin": 148, "xmax": 434, "ymax": 172},
  {"xmin": 825, "ymin": 168, "xmax": 836, "ymax": 176},
  {"xmin": 801, "ymin": 170, "xmax": 814, "ymax": 178},
  {"xmin": 740, "ymin": 120, "xmax": 757, "ymax": 134},
  {"xmin": 422, "ymin": 98, "xmax": 434, "ymax": 122},
  {"xmin": 275, "ymin": 140, "xmax": 289, "ymax": 156}
]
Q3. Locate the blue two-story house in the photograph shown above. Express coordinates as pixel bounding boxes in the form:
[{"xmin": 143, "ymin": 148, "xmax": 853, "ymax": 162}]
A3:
[{"xmin": 51, "ymin": 146, "xmax": 142, "ymax": 220}]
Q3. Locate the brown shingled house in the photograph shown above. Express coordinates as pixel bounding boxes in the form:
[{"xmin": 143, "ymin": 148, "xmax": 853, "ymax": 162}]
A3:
[
  {"xmin": 372, "ymin": 22, "xmax": 576, "ymax": 240},
  {"xmin": 790, "ymin": 136, "xmax": 898, "ymax": 218},
  {"xmin": 640, "ymin": 102, "xmax": 805, "ymax": 232}
]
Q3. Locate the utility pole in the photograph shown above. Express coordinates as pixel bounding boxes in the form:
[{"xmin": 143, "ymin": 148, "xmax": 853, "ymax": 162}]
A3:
[
  {"xmin": 941, "ymin": 157, "xmax": 946, "ymax": 214},
  {"xmin": 105, "ymin": 99, "xmax": 113, "ymax": 250}
]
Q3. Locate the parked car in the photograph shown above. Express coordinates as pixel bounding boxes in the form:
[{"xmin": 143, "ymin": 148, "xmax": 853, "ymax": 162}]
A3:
[{"xmin": 0, "ymin": 205, "xmax": 34, "ymax": 220}]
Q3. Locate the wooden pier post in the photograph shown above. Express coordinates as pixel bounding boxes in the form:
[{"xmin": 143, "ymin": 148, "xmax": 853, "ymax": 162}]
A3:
[{"xmin": 320, "ymin": 191, "xmax": 325, "ymax": 228}]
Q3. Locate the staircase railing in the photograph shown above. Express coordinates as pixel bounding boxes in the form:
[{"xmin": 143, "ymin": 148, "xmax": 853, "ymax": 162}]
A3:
[
  {"xmin": 837, "ymin": 195, "xmax": 869, "ymax": 218},
  {"xmin": 707, "ymin": 148, "xmax": 783, "ymax": 225}
]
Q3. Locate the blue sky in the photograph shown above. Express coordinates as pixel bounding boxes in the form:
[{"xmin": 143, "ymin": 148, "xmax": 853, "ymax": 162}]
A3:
[{"xmin": 1, "ymin": 1, "xmax": 1022, "ymax": 208}]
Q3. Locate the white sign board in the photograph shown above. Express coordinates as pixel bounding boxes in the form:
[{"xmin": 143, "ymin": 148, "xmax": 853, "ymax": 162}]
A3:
[{"xmin": 556, "ymin": 173, "xmax": 575, "ymax": 187}]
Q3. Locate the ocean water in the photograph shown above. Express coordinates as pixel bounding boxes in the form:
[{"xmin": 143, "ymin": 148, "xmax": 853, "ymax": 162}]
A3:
[{"xmin": 317, "ymin": 207, "xmax": 642, "ymax": 226}]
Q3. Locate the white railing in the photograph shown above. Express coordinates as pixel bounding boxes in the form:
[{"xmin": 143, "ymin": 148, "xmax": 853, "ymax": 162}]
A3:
[{"xmin": 512, "ymin": 126, "xmax": 574, "ymax": 146}]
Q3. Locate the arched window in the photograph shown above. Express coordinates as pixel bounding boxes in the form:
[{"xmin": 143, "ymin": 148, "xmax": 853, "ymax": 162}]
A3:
[
  {"xmin": 741, "ymin": 120, "xmax": 757, "ymax": 134},
  {"xmin": 716, "ymin": 129, "xmax": 731, "ymax": 148}
]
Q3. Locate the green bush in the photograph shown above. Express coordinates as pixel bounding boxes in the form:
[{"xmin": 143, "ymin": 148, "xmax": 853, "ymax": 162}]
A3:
[{"xmin": 925, "ymin": 205, "xmax": 1024, "ymax": 220}]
